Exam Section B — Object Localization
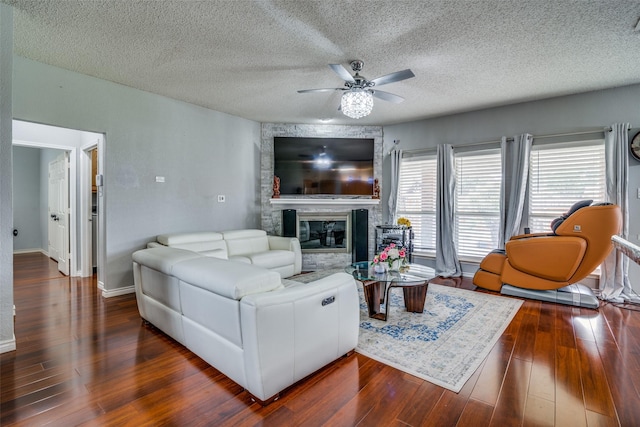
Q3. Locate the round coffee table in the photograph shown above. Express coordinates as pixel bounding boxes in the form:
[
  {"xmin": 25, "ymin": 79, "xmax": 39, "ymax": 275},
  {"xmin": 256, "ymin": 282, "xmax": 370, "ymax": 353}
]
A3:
[{"xmin": 345, "ymin": 261, "xmax": 436, "ymax": 321}]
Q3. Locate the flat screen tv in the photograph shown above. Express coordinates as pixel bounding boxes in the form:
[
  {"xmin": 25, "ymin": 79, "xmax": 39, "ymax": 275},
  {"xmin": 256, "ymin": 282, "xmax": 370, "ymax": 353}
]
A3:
[{"xmin": 274, "ymin": 137, "xmax": 374, "ymax": 196}]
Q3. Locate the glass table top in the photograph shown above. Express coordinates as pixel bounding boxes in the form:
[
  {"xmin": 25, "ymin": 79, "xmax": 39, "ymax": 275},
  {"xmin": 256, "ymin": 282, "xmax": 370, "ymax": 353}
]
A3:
[{"xmin": 345, "ymin": 261, "xmax": 436, "ymax": 284}]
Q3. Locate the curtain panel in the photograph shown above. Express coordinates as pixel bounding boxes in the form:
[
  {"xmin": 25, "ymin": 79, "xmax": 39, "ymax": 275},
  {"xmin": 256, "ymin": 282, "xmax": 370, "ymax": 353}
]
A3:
[
  {"xmin": 387, "ymin": 149, "xmax": 402, "ymax": 224},
  {"xmin": 600, "ymin": 123, "xmax": 634, "ymax": 302},
  {"xmin": 435, "ymin": 144, "xmax": 462, "ymax": 277},
  {"xmin": 498, "ymin": 133, "xmax": 533, "ymax": 248}
]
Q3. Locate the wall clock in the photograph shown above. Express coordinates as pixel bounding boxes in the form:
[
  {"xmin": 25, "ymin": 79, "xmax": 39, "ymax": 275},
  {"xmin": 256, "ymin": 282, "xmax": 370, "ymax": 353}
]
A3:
[{"xmin": 632, "ymin": 131, "xmax": 640, "ymax": 161}]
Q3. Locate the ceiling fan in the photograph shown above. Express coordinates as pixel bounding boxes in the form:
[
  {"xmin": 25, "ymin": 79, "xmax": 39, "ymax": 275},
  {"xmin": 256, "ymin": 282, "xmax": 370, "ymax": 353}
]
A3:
[{"xmin": 298, "ymin": 60, "xmax": 415, "ymax": 119}]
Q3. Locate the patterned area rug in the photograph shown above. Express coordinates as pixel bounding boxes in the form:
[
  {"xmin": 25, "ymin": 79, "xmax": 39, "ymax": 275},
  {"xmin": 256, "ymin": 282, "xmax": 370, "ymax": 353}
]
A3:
[{"xmin": 288, "ymin": 270, "xmax": 523, "ymax": 393}]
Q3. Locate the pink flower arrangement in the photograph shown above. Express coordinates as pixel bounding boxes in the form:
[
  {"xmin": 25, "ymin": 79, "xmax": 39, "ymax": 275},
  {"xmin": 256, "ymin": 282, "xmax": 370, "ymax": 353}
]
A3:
[{"xmin": 372, "ymin": 243, "xmax": 407, "ymax": 270}]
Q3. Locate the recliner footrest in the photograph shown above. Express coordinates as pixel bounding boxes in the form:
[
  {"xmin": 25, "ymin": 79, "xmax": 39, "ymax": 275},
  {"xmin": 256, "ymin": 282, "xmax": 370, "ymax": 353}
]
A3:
[{"xmin": 479, "ymin": 249, "xmax": 507, "ymax": 275}]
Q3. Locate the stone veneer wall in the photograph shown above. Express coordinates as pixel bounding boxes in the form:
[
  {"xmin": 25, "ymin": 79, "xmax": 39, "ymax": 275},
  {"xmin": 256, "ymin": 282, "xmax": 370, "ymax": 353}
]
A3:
[{"xmin": 261, "ymin": 123, "xmax": 383, "ymax": 270}]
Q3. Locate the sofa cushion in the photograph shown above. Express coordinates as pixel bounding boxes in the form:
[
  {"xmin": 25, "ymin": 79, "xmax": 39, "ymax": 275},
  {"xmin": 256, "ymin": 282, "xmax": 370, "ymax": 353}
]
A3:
[
  {"xmin": 157, "ymin": 232, "xmax": 227, "ymax": 254},
  {"xmin": 158, "ymin": 231, "xmax": 223, "ymax": 245},
  {"xmin": 172, "ymin": 256, "xmax": 283, "ymax": 300},
  {"xmin": 132, "ymin": 247, "xmax": 202, "ymax": 275},
  {"xmin": 248, "ymin": 250, "xmax": 296, "ymax": 269},
  {"xmin": 222, "ymin": 229, "xmax": 270, "ymax": 256},
  {"xmin": 200, "ymin": 248, "xmax": 229, "ymax": 259}
]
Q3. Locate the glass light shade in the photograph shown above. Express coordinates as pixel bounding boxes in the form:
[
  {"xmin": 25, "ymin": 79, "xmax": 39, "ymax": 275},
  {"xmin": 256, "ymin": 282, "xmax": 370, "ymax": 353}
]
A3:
[{"xmin": 341, "ymin": 90, "xmax": 373, "ymax": 119}]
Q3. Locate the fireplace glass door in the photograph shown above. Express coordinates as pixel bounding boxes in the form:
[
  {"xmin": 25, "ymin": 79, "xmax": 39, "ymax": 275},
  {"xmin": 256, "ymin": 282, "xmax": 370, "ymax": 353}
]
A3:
[{"xmin": 298, "ymin": 214, "xmax": 350, "ymax": 253}]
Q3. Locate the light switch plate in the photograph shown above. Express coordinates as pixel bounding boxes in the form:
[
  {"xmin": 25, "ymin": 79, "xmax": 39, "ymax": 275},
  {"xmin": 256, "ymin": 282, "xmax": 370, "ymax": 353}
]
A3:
[{"xmin": 217, "ymin": 195, "xmax": 226, "ymax": 203}]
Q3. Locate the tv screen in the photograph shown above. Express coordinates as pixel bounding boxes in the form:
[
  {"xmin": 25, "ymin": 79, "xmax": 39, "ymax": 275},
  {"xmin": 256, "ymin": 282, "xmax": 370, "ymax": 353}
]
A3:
[{"xmin": 274, "ymin": 137, "xmax": 374, "ymax": 196}]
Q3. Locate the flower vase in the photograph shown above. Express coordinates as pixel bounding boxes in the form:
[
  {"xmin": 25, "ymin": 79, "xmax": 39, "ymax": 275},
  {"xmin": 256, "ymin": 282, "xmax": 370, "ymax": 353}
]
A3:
[
  {"xmin": 389, "ymin": 259, "xmax": 402, "ymax": 271},
  {"xmin": 373, "ymin": 263, "xmax": 386, "ymax": 274}
]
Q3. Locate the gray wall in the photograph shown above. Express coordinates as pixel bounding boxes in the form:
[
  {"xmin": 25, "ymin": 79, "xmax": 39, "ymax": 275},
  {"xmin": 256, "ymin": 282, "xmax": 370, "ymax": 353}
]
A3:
[
  {"xmin": 384, "ymin": 84, "xmax": 640, "ymax": 289},
  {"xmin": 11, "ymin": 56, "xmax": 262, "ymax": 292},
  {"xmin": 12, "ymin": 146, "xmax": 41, "ymax": 251},
  {"xmin": 0, "ymin": 3, "xmax": 14, "ymax": 351}
]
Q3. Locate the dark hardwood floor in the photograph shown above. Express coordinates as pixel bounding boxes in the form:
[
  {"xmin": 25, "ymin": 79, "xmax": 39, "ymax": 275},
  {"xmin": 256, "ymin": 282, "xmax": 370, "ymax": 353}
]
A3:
[{"xmin": 2, "ymin": 253, "xmax": 640, "ymax": 426}]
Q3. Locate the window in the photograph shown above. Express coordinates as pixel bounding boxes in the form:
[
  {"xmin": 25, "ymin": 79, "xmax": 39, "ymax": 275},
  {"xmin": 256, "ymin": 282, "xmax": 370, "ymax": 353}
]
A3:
[
  {"xmin": 454, "ymin": 149, "xmax": 502, "ymax": 260},
  {"xmin": 528, "ymin": 140, "xmax": 606, "ymax": 232},
  {"xmin": 397, "ymin": 155, "xmax": 436, "ymax": 254}
]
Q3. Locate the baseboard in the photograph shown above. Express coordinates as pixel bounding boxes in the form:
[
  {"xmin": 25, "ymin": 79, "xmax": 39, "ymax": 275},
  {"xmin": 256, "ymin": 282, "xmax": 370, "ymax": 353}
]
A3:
[
  {"xmin": 13, "ymin": 248, "xmax": 48, "ymax": 256},
  {"xmin": 101, "ymin": 285, "xmax": 135, "ymax": 298},
  {"xmin": 0, "ymin": 336, "xmax": 16, "ymax": 353}
]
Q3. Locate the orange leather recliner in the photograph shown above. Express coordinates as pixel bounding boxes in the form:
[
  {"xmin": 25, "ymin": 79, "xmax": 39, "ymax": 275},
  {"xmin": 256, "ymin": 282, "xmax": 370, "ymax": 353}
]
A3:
[{"xmin": 473, "ymin": 201, "xmax": 621, "ymax": 294}]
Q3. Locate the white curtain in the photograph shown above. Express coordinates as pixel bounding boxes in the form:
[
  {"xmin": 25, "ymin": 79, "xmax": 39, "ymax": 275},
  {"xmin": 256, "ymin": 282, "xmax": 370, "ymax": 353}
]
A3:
[
  {"xmin": 387, "ymin": 149, "xmax": 402, "ymax": 224},
  {"xmin": 498, "ymin": 133, "xmax": 533, "ymax": 248},
  {"xmin": 436, "ymin": 144, "xmax": 462, "ymax": 277},
  {"xmin": 600, "ymin": 123, "xmax": 634, "ymax": 302}
]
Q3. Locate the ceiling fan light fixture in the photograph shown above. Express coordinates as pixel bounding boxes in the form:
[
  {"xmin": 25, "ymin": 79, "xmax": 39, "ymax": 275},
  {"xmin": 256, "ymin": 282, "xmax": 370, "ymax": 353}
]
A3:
[{"xmin": 341, "ymin": 89, "xmax": 373, "ymax": 119}]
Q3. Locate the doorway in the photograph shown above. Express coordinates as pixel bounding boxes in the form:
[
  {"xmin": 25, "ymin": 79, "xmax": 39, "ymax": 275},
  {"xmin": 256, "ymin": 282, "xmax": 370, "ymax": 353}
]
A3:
[{"xmin": 12, "ymin": 119, "xmax": 105, "ymax": 284}]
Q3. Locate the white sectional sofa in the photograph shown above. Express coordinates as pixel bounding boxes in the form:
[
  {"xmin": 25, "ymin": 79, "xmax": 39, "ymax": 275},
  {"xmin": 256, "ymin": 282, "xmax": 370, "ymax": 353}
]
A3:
[
  {"xmin": 132, "ymin": 246, "xmax": 359, "ymax": 404},
  {"xmin": 148, "ymin": 229, "xmax": 302, "ymax": 278}
]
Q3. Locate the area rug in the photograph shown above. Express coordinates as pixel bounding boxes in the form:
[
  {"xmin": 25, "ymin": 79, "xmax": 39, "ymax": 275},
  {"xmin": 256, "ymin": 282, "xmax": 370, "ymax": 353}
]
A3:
[{"xmin": 287, "ymin": 270, "xmax": 523, "ymax": 393}]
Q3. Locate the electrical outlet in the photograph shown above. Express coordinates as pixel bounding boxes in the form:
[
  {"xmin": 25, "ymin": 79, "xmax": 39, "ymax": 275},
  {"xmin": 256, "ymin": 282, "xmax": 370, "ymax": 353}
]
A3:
[
  {"xmin": 217, "ymin": 195, "xmax": 226, "ymax": 203},
  {"xmin": 155, "ymin": 176, "xmax": 165, "ymax": 183},
  {"xmin": 637, "ymin": 187, "xmax": 640, "ymax": 199}
]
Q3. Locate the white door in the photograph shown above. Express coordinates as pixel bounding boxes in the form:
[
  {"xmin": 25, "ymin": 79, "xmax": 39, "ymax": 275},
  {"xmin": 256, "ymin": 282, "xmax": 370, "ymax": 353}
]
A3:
[{"xmin": 48, "ymin": 152, "xmax": 70, "ymax": 275}]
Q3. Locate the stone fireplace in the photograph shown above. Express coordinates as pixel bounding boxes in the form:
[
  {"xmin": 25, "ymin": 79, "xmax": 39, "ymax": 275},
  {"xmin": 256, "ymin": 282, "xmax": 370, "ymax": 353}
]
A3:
[{"xmin": 260, "ymin": 123, "xmax": 383, "ymax": 270}]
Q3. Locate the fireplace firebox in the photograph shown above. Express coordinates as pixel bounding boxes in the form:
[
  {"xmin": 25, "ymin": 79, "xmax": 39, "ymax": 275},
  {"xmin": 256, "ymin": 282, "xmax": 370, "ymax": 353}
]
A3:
[{"xmin": 297, "ymin": 213, "xmax": 351, "ymax": 253}]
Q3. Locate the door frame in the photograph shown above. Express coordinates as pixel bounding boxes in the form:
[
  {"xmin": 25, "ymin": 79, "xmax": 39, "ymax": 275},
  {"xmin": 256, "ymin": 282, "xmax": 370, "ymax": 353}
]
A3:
[
  {"xmin": 80, "ymin": 138, "xmax": 105, "ymax": 288},
  {"xmin": 13, "ymin": 140, "xmax": 78, "ymax": 275}
]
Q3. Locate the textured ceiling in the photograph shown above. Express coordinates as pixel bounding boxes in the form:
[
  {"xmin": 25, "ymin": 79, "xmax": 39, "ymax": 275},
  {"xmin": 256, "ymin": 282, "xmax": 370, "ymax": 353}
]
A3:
[{"xmin": 6, "ymin": 0, "xmax": 640, "ymax": 125}]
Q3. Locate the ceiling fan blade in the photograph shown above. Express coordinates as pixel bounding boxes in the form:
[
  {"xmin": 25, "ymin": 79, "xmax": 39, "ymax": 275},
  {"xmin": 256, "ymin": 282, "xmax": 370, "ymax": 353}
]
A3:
[
  {"xmin": 370, "ymin": 69, "xmax": 415, "ymax": 86},
  {"xmin": 329, "ymin": 64, "xmax": 356, "ymax": 83},
  {"xmin": 298, "ymin": 88, "xmax": 344, "ymax": 94},
  {"xmin": 372, "ymin": 90, "xmax": 405, "ymax": 103}
]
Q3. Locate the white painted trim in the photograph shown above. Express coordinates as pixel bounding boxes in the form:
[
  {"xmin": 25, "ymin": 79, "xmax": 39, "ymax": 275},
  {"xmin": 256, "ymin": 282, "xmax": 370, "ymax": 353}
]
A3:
[
  {"xmin": 270, "ymin": 198, "xmax": 380, "ymax": 206},
  {"xmin": 13, "ymin": 248, "xmax": 48, "ymax": 255},
  {"xmin": 79, "ymin": 144, "xmax": 95, "ymax": 277},
  {"xmin": 101, "ymin": 285, "xmax": 134, "ymax": 298},
  {"xmin": 0, "ymin": 336, "xmax": 16, "ymax": 353}
]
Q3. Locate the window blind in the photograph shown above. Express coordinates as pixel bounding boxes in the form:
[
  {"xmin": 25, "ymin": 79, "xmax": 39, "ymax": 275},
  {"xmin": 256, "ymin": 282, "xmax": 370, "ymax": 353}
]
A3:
[
  {"xmin": 528, "ymin": 141, "xmax": 606, "ymax": 232},
  {"xmin": 397, "ymin": 155, "xmax": 437, "ymax": 253},
  {"xmin": 454, "ymin": 150, "xmax": 501, "ymax": 259}
]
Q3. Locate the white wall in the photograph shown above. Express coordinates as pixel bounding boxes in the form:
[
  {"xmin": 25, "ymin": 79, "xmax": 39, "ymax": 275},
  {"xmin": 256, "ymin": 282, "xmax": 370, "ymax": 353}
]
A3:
[
  {"xmin": 10, "ymin": 57, "xmax": 262, "ymax": 293},
  {"xmin": 384, "ymin": 84, "xmax": 640, "ymax": 290}
]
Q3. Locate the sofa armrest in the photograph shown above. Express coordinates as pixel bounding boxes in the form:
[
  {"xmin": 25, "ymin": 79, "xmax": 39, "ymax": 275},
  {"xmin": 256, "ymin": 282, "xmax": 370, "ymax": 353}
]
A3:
[
  {"xmin": 509, "ymin": 232, "xmax": 554, "ymax": 241},
  {"xmin": 240, "ymin": 272, "xmax": 359, "ymax": 401},
  {"xmin": 505, "ymin": 236, "xmax": 587, "ymax": 281},
  {"xmin": 267, "ymin": 235, "xmax": 302, "ymax": 275}
]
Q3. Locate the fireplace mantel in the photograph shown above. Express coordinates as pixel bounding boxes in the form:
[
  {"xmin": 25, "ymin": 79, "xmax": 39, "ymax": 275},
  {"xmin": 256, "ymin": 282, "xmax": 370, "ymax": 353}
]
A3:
[{"xmin": 270, "ymin": 198, "xmax": 380, "ymax": 207}]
